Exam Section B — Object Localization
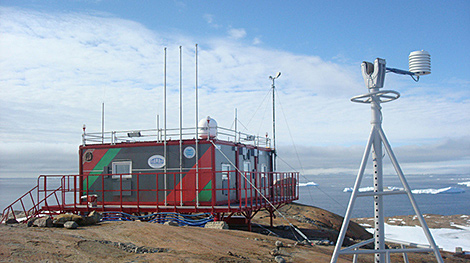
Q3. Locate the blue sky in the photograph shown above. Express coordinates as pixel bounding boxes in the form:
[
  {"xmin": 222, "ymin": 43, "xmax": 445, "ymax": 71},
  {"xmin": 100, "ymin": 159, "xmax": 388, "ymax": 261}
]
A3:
[
  {"xmin": 0, "ymin": 0, "xmax": 469, "ymax": 178},
  {"xmin": 9, "ymin": 0, "xmax": 468, "ymax": 80}
]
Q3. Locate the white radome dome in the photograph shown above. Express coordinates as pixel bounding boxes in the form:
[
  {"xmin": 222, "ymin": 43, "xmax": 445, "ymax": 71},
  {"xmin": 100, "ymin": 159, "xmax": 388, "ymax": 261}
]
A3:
[{"xmin": 198, "ymin": 116, "xmax": 217, "ymax": 139}]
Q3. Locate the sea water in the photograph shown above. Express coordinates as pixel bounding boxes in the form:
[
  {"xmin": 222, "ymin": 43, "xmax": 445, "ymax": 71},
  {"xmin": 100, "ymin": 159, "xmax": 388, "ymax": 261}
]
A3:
[
  {"xmin": 1, "ymin": 174, "xmax": 469, "ymax": 218},
  {"xmin": 298, "ymin": 173, "xmax": 470, "ymax": 218}
]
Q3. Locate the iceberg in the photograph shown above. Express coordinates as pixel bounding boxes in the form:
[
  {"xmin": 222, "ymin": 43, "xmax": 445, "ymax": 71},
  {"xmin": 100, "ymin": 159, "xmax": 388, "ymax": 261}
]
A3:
[
  {"xmin": 458, "ymin": 181, "xmax": 470, "ymax": 187},
  {"xmin": 343, "ymin": 186, "xmax": 464, "ymax": 194},
  {"xmin": 411, "ymin": 187, "xmax": 465, "ymax": 195},
  {"xmin": 343, "ymin": 186, "xmax": 403, "ymax": 193},
  {"xmin": 299, "ymin": 181, "xmax": 318, "ymax": 187}
]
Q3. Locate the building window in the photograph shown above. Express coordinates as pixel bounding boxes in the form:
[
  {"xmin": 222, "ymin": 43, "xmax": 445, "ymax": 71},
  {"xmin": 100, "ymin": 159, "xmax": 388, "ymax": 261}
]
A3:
[
  {"xmin": 243, "ymin": 161, "xmax": 251, "ymax": 172},
  {"xmin": 112, "ymin": 161, "xmax": 132, "ymax": 179},
  {"xmin": 221, "ymin": 164, "xmax": 231, "ymax": 195},
  {"xmin": 243, "ymin": 161, "xmax": 255, "ymax": 181},
  {"xmin": 260, "ymin": 164, "xmax": 267, "ymax": 188}
]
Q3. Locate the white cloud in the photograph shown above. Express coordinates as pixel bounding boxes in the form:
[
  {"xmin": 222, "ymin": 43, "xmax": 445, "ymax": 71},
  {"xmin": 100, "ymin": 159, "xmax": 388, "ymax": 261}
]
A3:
[
  {"xmin": 203, "ymin": 13, "xmax": 221, "ymax": 29},
  {"xmin": 204, "ymin": 13, "xmax": 214, "ymax": 24},
  {"xmin": 0, "ymin": 7, "xmax": 469, "ymax": 178},
  {"xmin": 228, "ymin": 28, "xmax": 246, "ymax": 39}
]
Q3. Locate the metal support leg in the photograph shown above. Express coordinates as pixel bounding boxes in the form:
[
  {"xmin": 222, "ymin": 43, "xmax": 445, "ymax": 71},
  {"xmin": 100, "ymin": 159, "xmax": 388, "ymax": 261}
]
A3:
[
  {"xmin": 330, "ymin": 127, "xmax": 374, "ymax": 263},
  {"xmin": 377, "ymin": 126, "xmax": 443, "ymax": 263},
  {"xmin": 401, "ymin": 244, "xmax": 409, "ymax": 263},
  {"xmin": 372, "ymin": 124, "xmax": 385, "ymax": 263}
]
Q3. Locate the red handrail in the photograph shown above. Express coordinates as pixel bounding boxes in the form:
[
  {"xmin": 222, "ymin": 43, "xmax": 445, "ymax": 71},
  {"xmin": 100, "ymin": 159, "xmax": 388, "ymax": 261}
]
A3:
[
  {"xmin": 2, "ymin": 171, "xmax": 299, "ymax": 224},
  {"xmin": 1, "ymin": 184, "xmax": 65, "ymax": 223},
  {"xmin": 1, "ymin": 185, "xmax": 38, "ymax": 223}
]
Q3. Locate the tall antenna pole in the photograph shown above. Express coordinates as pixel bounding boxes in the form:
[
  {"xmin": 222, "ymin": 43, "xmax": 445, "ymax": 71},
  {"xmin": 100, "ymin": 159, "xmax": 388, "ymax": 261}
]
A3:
[
  {"xmin": 234, "ymin": 108, "xmax": 238, "ymax": 142},
  {"xmin": 163, "ymin": 47, "xmax": 167, "ymax": 206},
  {"xmin": 101, "ymin": 102, "xmax": 105, "ymax": 143},
  {"xmin": 195, "ymin": 44, "xmax": 199, "ymax": 206},
  {"xmin": 179, "ymin": 46, "xmax": 183, "ymax": 206},
  {"xmin": 269, "ymin": 72, "xmax": 281, "ymax": 171},
  {"xmin": 272, "ymin": 80, "xmax": 275, "ymax": 170},
  {"xmin": 156, "ymin": 114, "xmax": 160, "ymax": 141}
]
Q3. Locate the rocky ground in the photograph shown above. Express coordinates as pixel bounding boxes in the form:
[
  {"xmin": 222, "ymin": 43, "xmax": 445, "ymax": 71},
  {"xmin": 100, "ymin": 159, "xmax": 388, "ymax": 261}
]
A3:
[{"xmin": 0, "ymin": 203, "xmax": 468, "ymax": 262}]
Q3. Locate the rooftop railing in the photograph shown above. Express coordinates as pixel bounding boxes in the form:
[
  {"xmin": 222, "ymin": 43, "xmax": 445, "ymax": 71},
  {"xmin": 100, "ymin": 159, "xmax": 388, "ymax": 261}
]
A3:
[{"xmin": 82, "ymin": 126, "xmax": 272, "ymax": 148}]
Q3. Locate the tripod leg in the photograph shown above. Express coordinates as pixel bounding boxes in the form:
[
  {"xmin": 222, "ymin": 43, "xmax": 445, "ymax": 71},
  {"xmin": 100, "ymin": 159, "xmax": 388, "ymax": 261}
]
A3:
[
  {"xmin": 377, "ymin": 126, "xmax": 443, "ymax": 263},
  {"xmin": 330, "ymin": 127, "xmax": 375, "ymax": 263}
]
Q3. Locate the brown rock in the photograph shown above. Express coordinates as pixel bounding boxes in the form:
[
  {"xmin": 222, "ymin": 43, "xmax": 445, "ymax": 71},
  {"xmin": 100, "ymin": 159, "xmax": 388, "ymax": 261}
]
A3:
[
  {"xmin": 163, "ymin": 221, "xmax": 179, "ymax": 227},
  {"xmin": 5, "ymin": 218, "xmax": 18, "ymax": 224},
  {"xmin": 64, "ymin": 221, "xmax": 79, "ymax": 229},
  {"xmin": 204, "ymin": 221, "xmax": 229, "ymax": 229},
  {"xmin": 33, "ymin": 217, "xmax": 53, "ymax": 227},
  {"xmin": 27, "ymin": 217, "xmax": 38, "ymax": 227},
  {"xmin": 83, "ymin": 211, "xmax": 102, "ymax": 225},
  {"xmin": 53, "ymin": 214, "xmax": 85, "ymax": 226}
]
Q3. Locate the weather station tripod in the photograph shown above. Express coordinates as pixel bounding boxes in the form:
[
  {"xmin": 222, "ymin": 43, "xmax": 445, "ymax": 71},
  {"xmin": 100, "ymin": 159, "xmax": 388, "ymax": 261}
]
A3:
[{"xmin": 330, "ymin": 54, "xmax": 444, "ymax": 263}]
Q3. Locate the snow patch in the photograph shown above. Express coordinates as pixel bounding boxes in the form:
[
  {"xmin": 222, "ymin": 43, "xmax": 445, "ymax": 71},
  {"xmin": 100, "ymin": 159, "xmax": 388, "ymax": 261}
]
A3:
[{"xmin": 366, "ymin": 224, "xmax": 470, "ymax": 252}]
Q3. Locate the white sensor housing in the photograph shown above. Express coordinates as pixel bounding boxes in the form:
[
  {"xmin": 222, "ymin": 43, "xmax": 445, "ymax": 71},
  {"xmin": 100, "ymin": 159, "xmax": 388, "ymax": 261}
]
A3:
[{"xmin": 409, "ymin": 50, "xmax": 431, "ymax": 76}]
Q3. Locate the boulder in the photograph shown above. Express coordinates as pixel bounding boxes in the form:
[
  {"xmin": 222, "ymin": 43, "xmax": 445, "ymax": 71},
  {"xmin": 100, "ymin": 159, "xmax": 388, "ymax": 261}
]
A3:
[
  {"xmin": 33, "ymin": 217, "xmax": 53, "ymax": 227},
  {"xmin": 53, "ymin": 214, "xmax": 85, "ymax": 226},
  {"xmin": 275, "ymin": 240, "xmax": 284, "ymax": 248},
  {"xmin": 53, "ymin": 211, "xmax": 102, "ymax": 226},
  {"xmin": 274, "ymin": 256, "xmax": 286, "ymax": 263},
  {"xmin": 204, "ymin": 221, "xmax": 229, "ymax": 229},
  {"xmin": 64, "ymin": 221, "xmax": 79, "ymax": 229},
  {"xmin": 163, "ymin": 221, "xmax": 179, "ymax": 227},
  {"xmin": 83, "ymin": 211, "xmax": 102, "ymax": 225},
  {"xmin": 5, "ymin": 218, "xmax": 18, "ymax": 224},
  {"xmin": 27, "ymin": 217, "xmax": 38, "ymax": 227}
]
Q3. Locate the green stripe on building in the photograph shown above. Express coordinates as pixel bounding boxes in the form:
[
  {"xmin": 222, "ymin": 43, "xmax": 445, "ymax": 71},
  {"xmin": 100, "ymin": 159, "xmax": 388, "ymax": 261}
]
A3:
[
  {"xmin": 197, "ymin": 180, "xmax": 212, "ymax": 202},
  {"xmin": 83, "ymin": 148, "xmax": 121, "ymax": 191}
]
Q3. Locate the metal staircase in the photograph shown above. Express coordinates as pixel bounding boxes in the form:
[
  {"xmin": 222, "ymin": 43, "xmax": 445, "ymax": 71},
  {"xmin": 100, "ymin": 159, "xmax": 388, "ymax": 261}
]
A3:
[{"xmin": 1, "ymin": 176, "xmax": 69, "ymax": 224}]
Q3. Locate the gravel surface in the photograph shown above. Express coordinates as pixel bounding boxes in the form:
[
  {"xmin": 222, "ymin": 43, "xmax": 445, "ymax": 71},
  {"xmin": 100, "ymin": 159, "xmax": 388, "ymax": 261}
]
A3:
[{"xmin": 1, "ymin": 203, "xmax": 467, "ymax": 262}]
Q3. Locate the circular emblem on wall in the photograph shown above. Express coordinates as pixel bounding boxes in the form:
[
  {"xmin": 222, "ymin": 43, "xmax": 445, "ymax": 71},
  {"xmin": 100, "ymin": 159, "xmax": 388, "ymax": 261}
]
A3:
[
  {"xmin": 84, "ymin": 151, "xmax": 93, "ymax": 162},
  {"xmin": 183, "ymin": 146, "xmax": 196, "ymax": 159},
  {"xmin": 148, "ymin": 155, "xmax": 165, "ymax": 169}
]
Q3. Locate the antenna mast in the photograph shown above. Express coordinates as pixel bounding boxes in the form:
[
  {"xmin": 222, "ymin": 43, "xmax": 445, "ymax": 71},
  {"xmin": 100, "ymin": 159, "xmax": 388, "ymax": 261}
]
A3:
[
  {"xmin": 269, "ymin": 72, "xmax": 281, "ymax": 171},
  {"xmin": 195, "ymin": 44, "xmax": 199, "ymax": 206},
  {"xmin": 101, "ymin": 102, "xmax": 105, "ymax": 143},
  {"xmin": 163, "ymin": 47, "xmax": 168, "ymax": 206},
  {"xmin": 179, "ymin": 46, "xmax": 183, "ymax": 206}
]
